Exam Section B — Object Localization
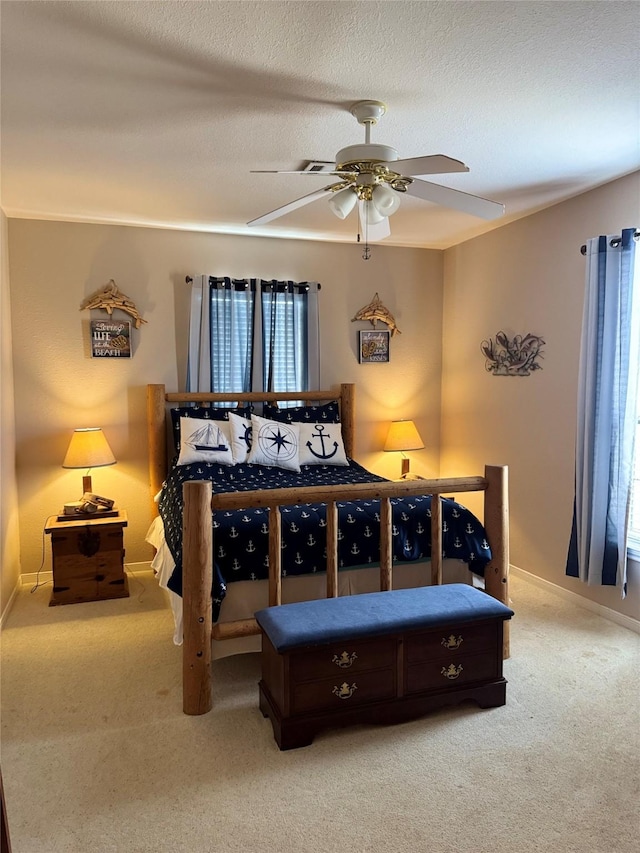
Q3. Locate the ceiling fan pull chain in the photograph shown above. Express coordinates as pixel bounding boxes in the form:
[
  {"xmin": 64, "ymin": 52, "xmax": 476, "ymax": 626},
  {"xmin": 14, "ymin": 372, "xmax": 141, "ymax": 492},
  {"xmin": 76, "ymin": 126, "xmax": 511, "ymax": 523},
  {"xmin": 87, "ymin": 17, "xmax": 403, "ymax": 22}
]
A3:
[{"xmin": 362, "ymin": 218, "xmax": 371, "ymax": 261}]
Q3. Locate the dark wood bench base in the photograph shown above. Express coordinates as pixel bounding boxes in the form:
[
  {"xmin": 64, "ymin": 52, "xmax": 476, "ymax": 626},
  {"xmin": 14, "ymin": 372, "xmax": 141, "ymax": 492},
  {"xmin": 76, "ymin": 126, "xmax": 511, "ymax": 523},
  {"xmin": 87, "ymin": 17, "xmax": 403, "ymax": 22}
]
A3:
[
  {"xmin": 256, "ymin": 585, "xmax": 513, "ymax": 750},
  {"xmin": 260, "ymin": 675, "xmax": 507, "ymax": 750}
]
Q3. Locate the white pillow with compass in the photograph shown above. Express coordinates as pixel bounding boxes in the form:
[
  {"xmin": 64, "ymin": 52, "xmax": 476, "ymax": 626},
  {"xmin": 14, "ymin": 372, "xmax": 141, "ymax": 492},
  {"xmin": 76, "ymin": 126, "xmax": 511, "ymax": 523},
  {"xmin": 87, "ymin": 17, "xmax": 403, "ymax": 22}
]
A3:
[
  {"xmin": 298, "ymin": 422, "xmax": 349, "ymax": 466},
  {"xmin": 247, "ymin": 414, "xmax": 301, "ymax": 472}
]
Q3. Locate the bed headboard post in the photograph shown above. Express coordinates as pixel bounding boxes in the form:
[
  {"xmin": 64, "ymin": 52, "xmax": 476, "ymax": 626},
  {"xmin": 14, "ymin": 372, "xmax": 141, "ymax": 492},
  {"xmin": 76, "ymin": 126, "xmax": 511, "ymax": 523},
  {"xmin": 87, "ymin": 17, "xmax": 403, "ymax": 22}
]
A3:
[
  {"xmin": 340, "ymin": 383, "xmax": 355, "ymax": 459},
  {"xmin": 147, "ymin": 384, "xmax": 168, "ymax": 518}
]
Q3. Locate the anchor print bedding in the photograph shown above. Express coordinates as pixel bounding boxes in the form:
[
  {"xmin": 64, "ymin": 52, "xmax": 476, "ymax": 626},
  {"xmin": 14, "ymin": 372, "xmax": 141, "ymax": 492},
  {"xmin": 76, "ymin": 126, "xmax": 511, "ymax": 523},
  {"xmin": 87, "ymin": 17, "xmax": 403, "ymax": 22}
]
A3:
[{"xmin": 158, "ymin": 459, "xmax": 492, "ymax": 621}]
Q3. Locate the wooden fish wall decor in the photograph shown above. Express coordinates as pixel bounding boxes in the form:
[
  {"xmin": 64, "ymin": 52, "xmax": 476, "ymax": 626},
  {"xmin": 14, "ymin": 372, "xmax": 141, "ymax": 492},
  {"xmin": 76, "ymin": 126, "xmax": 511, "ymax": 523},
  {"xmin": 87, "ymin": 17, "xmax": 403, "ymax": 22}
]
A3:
[
  {"xmin": 80, "ymin": 280, "xmax": 147, "ymax": 328},
  {"xmin": 351, "ymin": 292, "xmax": 401, "ymax": 336}
]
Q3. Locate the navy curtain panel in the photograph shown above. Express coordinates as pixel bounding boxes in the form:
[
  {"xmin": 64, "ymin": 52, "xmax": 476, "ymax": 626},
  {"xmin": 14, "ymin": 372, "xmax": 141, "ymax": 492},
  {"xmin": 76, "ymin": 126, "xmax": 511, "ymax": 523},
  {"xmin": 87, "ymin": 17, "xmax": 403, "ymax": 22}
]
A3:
[{"xmin": 566, "ymin": 228, "xmax": 639, "ymax": 594}]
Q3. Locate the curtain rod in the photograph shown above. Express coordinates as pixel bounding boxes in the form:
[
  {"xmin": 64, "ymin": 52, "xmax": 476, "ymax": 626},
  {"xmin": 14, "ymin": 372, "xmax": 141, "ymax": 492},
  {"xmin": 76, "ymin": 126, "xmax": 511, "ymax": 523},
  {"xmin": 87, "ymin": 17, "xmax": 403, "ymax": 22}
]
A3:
[
  {"xmin": 580, "ymin": 230, "xmax": 640, "ymax": 255},
  {"xmin": 185, "ymin": 276, "xmax": 320, "ymax": 289}
]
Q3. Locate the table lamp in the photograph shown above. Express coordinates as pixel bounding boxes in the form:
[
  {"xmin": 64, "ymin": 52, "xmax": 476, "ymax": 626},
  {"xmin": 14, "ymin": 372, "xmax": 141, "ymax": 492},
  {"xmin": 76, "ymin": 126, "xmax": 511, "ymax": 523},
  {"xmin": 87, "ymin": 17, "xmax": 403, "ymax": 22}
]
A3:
[
  {"xmin": 383, "ymin": 419, "xmax": 425, "ymax": 478},
  {"xmin": 62, "ymin": 427, "xmax": 116, "ymax": 497}
]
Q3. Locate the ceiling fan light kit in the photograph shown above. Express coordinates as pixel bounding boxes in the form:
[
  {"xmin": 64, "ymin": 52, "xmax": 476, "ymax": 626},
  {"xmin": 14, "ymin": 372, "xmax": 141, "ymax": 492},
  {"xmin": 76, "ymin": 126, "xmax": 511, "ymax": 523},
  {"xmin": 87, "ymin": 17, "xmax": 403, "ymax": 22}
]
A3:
[
  {"xmin": 372, "ymin": 183, "xmax": 401, "ymax": 217},
  {"xmin": 328, "ymin": 188, "xmax": 358, "ymax": 220},
  {"xmin": 247, "ymin": 99, "xmax": 505, "ymax": 259}
]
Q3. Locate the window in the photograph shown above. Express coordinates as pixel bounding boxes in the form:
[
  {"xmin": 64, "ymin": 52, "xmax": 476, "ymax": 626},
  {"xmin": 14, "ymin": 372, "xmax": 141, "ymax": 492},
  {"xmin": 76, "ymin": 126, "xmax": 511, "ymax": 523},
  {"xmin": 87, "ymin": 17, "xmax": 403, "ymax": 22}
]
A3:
[
  {"xmin": 628, "ymin": 413, "xmax": 640, "ymax": 558},
  {"xmin": 626, "ymin": 298, "xmax": 640, "ymax": 557},
  {"xmin": 186, "ymin": 276, "xmax": 320, "ymax": 398},
  {"xmin": 209, "ymin": 280, "xmax": 254, "ymax": 395},
  {"xmin": 262, "ymin": 282, "xmax": 310, "ymax": 394}
]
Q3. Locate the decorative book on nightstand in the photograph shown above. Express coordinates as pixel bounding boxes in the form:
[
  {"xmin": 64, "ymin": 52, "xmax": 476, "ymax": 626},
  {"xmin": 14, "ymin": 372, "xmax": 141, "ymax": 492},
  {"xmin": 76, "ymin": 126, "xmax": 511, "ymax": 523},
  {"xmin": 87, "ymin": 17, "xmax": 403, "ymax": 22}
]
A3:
[{"xmin": 44, "ymin": 511, "xmax": 129, "ymax": 606}]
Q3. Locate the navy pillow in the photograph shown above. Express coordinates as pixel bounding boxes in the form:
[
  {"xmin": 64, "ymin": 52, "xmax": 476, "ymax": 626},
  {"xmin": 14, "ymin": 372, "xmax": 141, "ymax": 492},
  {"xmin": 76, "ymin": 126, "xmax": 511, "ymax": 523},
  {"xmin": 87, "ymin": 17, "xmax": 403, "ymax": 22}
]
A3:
[
  {"xmin": 263, "ymin": 401, "xmax": 340, "ymax": 424},
  {"xmin": 170, "ymin": 405, "xmax": 253, "ymax": 452}
]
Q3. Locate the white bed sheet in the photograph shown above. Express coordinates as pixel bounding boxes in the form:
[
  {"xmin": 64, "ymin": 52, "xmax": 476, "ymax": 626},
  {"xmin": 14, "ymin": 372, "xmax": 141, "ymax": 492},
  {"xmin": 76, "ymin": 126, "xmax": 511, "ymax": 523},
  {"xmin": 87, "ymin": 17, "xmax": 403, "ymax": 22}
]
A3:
[{"xmin": 145, "ymin": 516, "xmax": 481, "ymax": 659}]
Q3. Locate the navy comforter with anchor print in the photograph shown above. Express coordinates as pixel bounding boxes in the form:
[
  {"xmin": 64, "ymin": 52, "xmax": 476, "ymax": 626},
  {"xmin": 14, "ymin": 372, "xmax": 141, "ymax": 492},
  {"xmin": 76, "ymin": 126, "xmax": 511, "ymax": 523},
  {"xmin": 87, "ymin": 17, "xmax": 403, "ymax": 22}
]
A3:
[{"xmin": 159, "ymin": 460, "xmax": 492, "ymax": 621}]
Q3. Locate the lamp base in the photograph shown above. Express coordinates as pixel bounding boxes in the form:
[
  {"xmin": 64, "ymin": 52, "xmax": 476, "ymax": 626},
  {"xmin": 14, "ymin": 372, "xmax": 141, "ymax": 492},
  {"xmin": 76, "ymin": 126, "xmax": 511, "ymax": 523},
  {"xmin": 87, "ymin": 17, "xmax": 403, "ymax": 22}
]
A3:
[{"xmin": 401, "ymin": 457, "xmax": 410, "ymax": 477}]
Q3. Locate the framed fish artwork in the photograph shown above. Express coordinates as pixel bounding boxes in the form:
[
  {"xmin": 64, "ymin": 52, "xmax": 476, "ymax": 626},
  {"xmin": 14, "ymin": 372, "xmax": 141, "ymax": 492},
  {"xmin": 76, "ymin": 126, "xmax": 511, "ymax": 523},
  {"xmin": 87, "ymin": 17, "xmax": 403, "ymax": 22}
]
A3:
[{"xmin": 359, "ymin": 330, "xmax": 390, "ymax": 363}]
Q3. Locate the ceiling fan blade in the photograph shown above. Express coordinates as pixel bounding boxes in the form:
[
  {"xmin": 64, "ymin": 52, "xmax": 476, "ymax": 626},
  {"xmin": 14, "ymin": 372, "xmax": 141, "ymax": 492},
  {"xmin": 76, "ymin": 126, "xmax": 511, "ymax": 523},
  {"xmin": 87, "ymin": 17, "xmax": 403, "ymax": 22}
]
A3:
[
  {"xmin": 406, "ymin": 178, "xmax": 505, "ymax": 220},
  {"xmin": 250, "ymin": 169, "xmax": 357, "ymax": 179},
  {"xmin": 251, "ymin": 170, "xmax": 335, "ymax": 175},
  {"xmin": 368, "ymin": 216, "xmax": 391, "ymax": 242},
  {"xmin": 357, "ymin": 201, "xmax": 391, "ymax": 242},
  {"xmin": 247, "ymin": 184, "xmax": 341, "ymax": 226},
  {"xmin": 393, "ymin": 155, "xmax": 469, "ymax": 176}
]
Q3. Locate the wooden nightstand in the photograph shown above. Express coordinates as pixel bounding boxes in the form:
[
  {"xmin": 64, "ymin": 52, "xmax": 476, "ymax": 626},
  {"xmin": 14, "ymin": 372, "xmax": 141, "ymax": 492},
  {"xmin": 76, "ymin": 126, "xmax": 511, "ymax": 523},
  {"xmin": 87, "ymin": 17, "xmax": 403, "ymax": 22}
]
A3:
[{"xmin": 44, "ymin": 511, "xmax": 129, "ymax": 606}]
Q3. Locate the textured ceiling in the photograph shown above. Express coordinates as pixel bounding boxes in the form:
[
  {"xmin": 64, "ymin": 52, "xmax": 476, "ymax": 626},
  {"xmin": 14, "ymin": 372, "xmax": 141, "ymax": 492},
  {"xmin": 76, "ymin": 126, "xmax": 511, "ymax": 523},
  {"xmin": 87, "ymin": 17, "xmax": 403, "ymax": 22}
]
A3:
[{"xmin": 1, "ymin": 1, "xmax": 639, "ymax": 249}]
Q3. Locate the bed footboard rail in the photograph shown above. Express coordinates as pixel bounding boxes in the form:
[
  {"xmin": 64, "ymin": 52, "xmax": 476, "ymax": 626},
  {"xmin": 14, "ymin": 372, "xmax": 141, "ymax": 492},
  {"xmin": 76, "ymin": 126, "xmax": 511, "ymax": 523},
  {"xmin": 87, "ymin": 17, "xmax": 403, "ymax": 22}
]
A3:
[{"xmin": 181, "ymin": 467, "xmax": 509, "ymax": 715}]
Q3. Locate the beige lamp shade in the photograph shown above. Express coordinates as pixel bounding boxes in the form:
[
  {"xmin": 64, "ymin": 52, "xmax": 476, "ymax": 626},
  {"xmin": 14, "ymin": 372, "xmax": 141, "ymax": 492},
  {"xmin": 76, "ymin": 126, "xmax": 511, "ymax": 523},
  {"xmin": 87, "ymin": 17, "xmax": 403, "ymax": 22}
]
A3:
[
  {"xmin": 384, "ymin": 420, "xmax": 424, "ymax": 477},
  {"xmin": 383, "ymin": 420, "xmax": 425, "ymax": 453},
  {"xmin": 63, "ymin": 427, "xmax": 116, "ymax": 497},
  {"xmin": 63, "ymin": 428, "xmax": 116, "ymax": 470}
]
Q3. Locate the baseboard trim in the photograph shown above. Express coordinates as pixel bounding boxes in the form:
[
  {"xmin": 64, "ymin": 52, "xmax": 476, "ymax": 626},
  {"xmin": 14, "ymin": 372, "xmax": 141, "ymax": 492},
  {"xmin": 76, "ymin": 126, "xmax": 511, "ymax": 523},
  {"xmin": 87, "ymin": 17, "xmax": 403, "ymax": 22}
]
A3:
[
  {"xmin": 511, "ymin": 564, "xmax": 640, "ymax": 635},
  {"xmin": 20, "ymin": 570, "xmax": 53, "ymax": 586},
  {"xmin": 10, "ymin": 561, "xmax": 637, "ymax": 635},
  {"xmin": 124, "ymin": 561, "xmax": 154, "ymax": 575},
  {"xmin": 0, "ymin": 581, "xmax": 20, "ymax": 629}
]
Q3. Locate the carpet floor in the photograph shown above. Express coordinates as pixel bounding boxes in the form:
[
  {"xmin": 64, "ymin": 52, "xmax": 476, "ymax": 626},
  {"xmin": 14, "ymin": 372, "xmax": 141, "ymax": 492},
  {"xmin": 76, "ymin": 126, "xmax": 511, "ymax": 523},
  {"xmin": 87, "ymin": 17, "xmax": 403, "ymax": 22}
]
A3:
[{"xmin": 1, "ymin": 571, "xmax": 638, "ymax": 853}]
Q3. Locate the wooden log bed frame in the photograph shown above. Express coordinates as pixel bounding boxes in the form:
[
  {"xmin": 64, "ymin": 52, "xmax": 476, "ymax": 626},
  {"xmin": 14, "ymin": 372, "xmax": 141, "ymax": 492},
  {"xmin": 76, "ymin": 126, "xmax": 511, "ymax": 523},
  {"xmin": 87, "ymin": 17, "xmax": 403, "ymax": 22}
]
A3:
[{"xmin": 147, "ymin": 383, "xmax": 510, "ymax": 716}]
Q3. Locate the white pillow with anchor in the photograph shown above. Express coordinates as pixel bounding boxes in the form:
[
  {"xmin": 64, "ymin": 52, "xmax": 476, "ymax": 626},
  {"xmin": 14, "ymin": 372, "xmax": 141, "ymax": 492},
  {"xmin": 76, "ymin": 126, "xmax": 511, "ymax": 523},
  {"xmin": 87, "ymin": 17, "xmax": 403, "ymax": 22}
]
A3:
[{"xmin": 298, "ymin": 422, "xmax": 349, "ymax": 466}]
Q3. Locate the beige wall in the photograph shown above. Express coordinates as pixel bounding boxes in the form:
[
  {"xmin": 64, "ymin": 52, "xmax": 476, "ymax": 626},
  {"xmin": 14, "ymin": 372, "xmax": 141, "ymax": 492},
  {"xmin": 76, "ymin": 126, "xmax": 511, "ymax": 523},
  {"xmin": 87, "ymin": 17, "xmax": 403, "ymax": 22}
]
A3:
[
  {"xmin": 1, "ymin": 210, "xmax": 22, "ymax": 614},
  {"xmin": 7, "ymin": 174, "xmax": 639, "ymax": 621},
  {"xmin": 441, "ymin": 171, "xmax": 640, "ymax": 620},
  {"xmin": 7, "ymin": 220, "xmax": 443, "ymax": 578}
]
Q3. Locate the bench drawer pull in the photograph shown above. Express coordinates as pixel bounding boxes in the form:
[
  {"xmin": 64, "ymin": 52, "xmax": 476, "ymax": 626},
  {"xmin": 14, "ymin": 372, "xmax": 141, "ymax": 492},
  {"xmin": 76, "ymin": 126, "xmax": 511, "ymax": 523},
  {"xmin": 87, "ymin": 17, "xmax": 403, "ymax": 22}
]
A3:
[
  {"xmin": 441, "ymin": 664, "xmax": 463, "ymax": 680},
  {"xmin": 441, "ymin": 634, "xmax": 463, "ymax": 650},
  {"xmin": 332, "ymin": 651, "xmax": 358, "ymax": 668},
  {"xmin": 332, "ymin": 682, "xmax": 358, "ymax": 700}
]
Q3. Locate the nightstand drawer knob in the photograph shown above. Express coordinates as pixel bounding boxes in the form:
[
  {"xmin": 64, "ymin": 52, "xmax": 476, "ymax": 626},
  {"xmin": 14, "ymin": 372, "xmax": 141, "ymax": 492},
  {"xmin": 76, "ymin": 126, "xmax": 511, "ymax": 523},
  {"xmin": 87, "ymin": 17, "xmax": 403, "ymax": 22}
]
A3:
[
  {"xmin": 332, "ymin": 682, "xmax": 358, "ymax": 700},
  {"xmin": 332, "ymin": 651, "xmax": 358, "ymax": 668},
  {"xmin": 441, "ymin": 634, "xmax": 463, "ymax": 650},
  {"xmin": 441, "ymin": 664, "xmax": 463, "ymax": 680}
]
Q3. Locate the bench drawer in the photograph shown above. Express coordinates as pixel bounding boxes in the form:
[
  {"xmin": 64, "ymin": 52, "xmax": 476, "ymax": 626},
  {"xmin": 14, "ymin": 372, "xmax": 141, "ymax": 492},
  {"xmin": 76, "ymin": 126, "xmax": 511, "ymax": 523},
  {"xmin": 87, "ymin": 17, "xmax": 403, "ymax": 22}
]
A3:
[
  {"xmin": 406, "ymin": 622, "xmax": 498, "ymax": 663},
  {"xmin": 291, "ymin": 668, "xmax": 396, "ymax": 716},
  {"xmin": 289, "ymin": 637, "xmax": 396, "ymax": 683},
  {"xmin": 406, "ymin": 651, "xmax": 500, "ymax": 694}
]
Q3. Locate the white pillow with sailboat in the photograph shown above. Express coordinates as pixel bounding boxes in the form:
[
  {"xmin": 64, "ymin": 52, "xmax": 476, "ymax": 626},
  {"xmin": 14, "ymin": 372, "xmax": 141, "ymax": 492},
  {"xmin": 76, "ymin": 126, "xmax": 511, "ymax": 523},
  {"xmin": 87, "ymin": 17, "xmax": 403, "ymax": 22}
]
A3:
[{"xmin": 177, "ymin": 417, "xmax": 235, "ymax": 466}]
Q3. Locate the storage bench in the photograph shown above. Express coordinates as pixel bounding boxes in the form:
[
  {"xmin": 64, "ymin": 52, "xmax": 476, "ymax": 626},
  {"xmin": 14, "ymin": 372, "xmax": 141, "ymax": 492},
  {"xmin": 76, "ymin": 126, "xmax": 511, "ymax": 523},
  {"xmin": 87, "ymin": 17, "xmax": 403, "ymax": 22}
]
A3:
[{"xmin": 255, "ymin": 584, "xmax": 514, "ymax": 750}]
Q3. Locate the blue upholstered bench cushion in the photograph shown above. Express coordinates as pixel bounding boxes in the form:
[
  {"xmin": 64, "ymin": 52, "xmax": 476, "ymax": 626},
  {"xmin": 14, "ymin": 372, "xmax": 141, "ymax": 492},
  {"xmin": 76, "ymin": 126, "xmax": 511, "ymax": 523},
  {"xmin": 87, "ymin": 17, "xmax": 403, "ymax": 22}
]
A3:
[{"xmin": 255, "ymin": 584, "xmax": 514, "ymax": 652}]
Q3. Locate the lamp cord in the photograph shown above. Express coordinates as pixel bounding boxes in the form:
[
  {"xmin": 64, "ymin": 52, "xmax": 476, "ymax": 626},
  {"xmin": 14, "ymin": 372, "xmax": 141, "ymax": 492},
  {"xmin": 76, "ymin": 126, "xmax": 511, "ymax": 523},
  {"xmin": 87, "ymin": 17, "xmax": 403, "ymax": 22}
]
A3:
[{"xmin": 30, "ymin": 521, "xmax": 50, "ymax": 593}]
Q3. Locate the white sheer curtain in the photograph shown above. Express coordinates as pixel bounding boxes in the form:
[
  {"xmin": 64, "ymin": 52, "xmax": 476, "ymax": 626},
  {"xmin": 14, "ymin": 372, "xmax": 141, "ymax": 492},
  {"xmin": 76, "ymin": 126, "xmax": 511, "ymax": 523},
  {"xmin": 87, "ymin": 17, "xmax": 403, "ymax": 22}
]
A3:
[
  {"xmin": 186, "ymin": 276, "xmax": 320, "ymax": 395},
  {"xmin": 567, "ymin": 228, "xmax": 640, "ymax": 594}
]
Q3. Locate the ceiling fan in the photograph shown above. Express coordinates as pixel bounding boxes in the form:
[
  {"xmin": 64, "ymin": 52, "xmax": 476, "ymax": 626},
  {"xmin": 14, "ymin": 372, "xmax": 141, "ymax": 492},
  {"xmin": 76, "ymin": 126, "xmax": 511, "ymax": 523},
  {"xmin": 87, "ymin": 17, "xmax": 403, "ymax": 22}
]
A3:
[{"xmin": 247, "ymin": 100, "xmax": 505, "ymax": 251}]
